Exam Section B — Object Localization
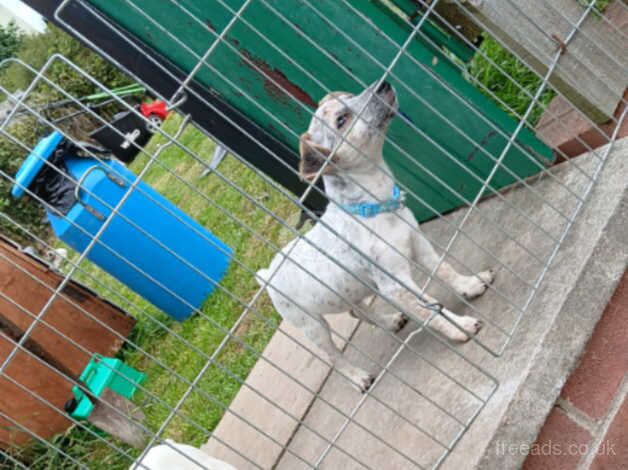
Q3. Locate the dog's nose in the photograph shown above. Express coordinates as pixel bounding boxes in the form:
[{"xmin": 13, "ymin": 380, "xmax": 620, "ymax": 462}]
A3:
[{"xmin": 377, "ymin": 81, "xmax": 392, "ymax": 94}]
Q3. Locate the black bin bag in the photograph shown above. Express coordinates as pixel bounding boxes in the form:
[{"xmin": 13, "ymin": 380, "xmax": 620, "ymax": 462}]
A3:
[
  {"xmin": 17, "ymin": 135, "xmax": 111, "ymax": 215},
  {"xmin": 30, "ymin": 140, "xmax": 77, "ymax": 215}
]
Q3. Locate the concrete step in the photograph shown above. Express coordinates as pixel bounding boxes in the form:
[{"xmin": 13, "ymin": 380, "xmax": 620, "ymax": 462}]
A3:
[{"xmin": 203, "ymin": 138, "xmax": 627, "ymax": 469}]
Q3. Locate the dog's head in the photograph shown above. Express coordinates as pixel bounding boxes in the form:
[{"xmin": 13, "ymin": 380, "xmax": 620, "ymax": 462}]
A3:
[{"xmin": 299, "ymin": 81, "xmax": 397, "ymax": 182}]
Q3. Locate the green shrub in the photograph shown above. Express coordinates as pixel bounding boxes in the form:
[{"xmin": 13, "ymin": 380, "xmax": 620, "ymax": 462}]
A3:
[
  {"xmin": 0, "ymin": 117, "xmax": 49, "ymax": 244},
  {"xmin": 1, "ymin": 24, "xmax": 131, "ymax": 97},
  {"xmin": 0, "ymin": 21, "xmax": 22, "ymax": 63}
]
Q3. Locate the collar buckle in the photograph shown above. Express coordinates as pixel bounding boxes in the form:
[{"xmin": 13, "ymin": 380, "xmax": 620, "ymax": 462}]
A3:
[{"xmin": 359, "ymin": 204, "xmax": 376, "ymax": 218}]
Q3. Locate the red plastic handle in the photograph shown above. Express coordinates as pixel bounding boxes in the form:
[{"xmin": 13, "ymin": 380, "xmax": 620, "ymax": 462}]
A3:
[{"xmin": 140, "ymin": 100, "xmax": 168, "ymax": 121}]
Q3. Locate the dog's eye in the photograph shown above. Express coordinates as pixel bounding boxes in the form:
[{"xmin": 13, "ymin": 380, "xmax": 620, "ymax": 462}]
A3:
[{"xmin": 336, "ymin": 112, "xmax": 350, "ymax": 129}]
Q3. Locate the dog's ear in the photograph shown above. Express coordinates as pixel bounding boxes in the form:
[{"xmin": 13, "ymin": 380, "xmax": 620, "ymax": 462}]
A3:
[{"xmin": 299, "ymin": 133, "xmax": 334, "ymax": 182}]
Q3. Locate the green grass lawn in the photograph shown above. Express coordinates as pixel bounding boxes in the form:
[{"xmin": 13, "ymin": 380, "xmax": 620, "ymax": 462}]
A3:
[
  {"xmin": 468, "ymin": 35, "xmax": 556, "ymax": 127},
  {"xmin": 467, "ymin": 0, "xmax": 612, "ymax": 127},
  {"xmin": 8, "ymin": 114, "xmax": 301, "ymax": 469}
]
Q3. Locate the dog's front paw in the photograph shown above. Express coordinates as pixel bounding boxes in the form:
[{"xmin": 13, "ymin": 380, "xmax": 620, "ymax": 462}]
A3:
[
  {"xmin": 457, "ymin": 269, "xmax": 495, "ymax": 300},
  {"xmin": 381, "ymin": 312, "xmax": 409, "ymax": 333},
  {"xmin": 354, "ymin": 370, "xmax": 375, "ymax": 393},
  {"xmin": 341, "ymin": 365, "xmax": 375, "ymax": 393},
  {"xmin": 448, "ymin": 316, "xmax": 484, "ymax": 343},
  {"xmin": 478, "ymin": 269, "xmax": 496, "ymax": 286}
]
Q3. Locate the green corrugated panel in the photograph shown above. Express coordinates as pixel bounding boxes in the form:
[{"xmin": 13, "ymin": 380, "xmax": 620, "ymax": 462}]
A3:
[{"xmin": 87, "ymin": 0, "xmax": 553, "ymax": 221}]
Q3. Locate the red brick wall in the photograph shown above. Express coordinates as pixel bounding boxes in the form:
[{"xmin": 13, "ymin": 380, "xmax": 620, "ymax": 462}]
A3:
[{"xmin": 523, "ymin": 271, "xmax": 627, "ymax": 469}]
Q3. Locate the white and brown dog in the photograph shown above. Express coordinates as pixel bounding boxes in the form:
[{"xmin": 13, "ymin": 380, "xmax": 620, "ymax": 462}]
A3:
[{"xmin": 258, "ymin": 82, "xmax": 494, "ymax": 392}]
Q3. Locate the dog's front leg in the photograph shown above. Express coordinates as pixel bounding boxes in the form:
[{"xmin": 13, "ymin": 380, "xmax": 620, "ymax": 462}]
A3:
[
  {"xmin": 349, "ymin": 296, "xmax": 409, "ymax": 333},
  {"xmin": 412, "ymin": 229, "xmax": 494, "ymax": 300},
  {"xmin": 296, "ymin": 314, "xmax": 375, "ymax": 392},
  {"xmin": 374, "ymin": 272, "xmax": 483, "ymax": 342}
]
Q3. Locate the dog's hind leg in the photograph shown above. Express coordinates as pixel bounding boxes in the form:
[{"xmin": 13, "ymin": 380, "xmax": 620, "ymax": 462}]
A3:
[
  {"xmin": 412, "ymin": 230, "xmax": 495, "ymax": 300},
  {"xmin": 295, "ymin": 313, "xmax": 375, "ymax": 393}
]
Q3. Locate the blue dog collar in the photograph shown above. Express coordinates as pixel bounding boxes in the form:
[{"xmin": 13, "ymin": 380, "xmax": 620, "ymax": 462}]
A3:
[{"xmin": 341, "ymin": 185, "xmax": 405, "ymax": 218}]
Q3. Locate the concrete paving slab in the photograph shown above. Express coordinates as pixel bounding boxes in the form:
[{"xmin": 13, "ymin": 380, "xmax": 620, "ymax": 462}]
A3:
[
  {"xmin": 278, "ymin": 138, "xmax": 627, "ymax": 470},
  {"xmin": 202, "ymin": 315, "xmax": 358, "ymax": 469}
]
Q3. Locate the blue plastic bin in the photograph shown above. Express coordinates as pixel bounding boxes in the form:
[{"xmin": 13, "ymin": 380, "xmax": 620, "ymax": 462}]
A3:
[{"xmin": 12, "ymin": 132, "xmax": 232, "ymax": 320}]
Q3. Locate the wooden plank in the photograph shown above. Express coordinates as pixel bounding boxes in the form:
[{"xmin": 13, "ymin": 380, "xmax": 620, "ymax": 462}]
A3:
[
  {"xmin": 463, "ymin": 0, "xmax": 628, "ymax": 123},
  {"xmin": 0, "ymin": 337, "xmax": 73, "ymax": 448},
  {"xmin": 0, "ymin": 238, "xmax": 136, "ymax": 448},
  {"xmin": 0, "ymin": 238, "xmax": 136, "ymax": 378},
  {"xmin": 389, "ymin": 0, "xmax": 484, "ymax": 44}
]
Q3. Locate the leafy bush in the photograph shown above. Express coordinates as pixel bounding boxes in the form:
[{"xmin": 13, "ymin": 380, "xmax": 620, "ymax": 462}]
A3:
[
  {"xmin": 0, "ymin": 21, "xmax": 22, "ymax": 63},
  {"xmin": 0, "ymin": 117, "xmax": 49, "ymax": 244},
  {"xmin": 2, "ymin": 24, "xmax": 131, "ymax": 97}
]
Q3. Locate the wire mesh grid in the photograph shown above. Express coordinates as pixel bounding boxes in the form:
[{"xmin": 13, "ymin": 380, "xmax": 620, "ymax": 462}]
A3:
[{"xmin": 0, "ymin": 0, "xmax": 626, "ymax": 468}]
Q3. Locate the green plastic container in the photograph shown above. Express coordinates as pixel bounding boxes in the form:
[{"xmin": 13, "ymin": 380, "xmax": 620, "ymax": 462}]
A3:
[{"xmin": 68, "ymin": 354, "xmax": 146, "ymax": 420}]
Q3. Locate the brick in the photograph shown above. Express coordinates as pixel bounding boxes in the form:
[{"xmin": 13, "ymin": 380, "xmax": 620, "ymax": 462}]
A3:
[
  {"xmin": 606, "ymin": 0, "xmax": 628, "ymax": 32},
  {"xmin": 560, "ymin": 272, "xmax": 628, "ymax": 419},
  {"xmin": 536, "ymin": 90, "xmax": 628, "ymax": 160},
  {"xmin": 535, "ymin": 1, "xmax": 628, "ymax": 159},
  {"xmin": 522, "ymin": 407, "xmax": 592, "ymax": 470},
  {"xmin": 591, "ymin": 395, "xmax": 628, "ymax": 470}
]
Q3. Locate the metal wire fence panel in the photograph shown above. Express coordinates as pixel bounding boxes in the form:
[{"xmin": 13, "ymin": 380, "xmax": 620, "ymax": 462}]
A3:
[{"xmin": 0, "ymin": 0, "xmax": 626, "ymax": 468}]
